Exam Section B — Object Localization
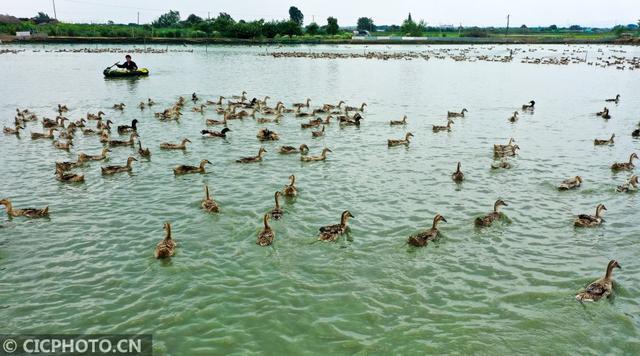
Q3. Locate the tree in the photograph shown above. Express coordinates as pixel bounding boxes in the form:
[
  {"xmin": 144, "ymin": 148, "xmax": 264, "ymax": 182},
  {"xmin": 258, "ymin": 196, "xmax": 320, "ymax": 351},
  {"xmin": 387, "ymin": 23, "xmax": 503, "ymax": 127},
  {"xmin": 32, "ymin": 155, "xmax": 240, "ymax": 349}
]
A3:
[
  {"xmin": 357, "ymin": 17, "xmax": 376, "ymax": 32},
  {"xmin": 278, "ymin": 20, "xmax": 302, "ymax": 36},
  {"xmin": 326, "ymin": 17, "xmax": 339, "ymax": 35},
  {"xmin": 305, "ymin": 22, "xmax": 319, "ymax": 35},
  {"xmin": 400, "ymin": 14, "xmax": 426, "ymax": 36},
  {"xmin": 184, "ymin": 14, "xmax": 203, "ymax": 26},
  {"xmin": 407, "ymin": 13, "xmax": 413, "ymax": 22},
  {"xmin": 153, "ymin": 10, "xmax": 180, "ymax": 27},
  {"xmin": 548, "ymin": 24, "xmax": 558, "ymax": 31},
  {"xmin": 32, "ymin": 12, "xmax": 53, "ymax": 24},
  {"xmin": 289, "ymin": 6, "xmax": 304, "ymax": 26},
  {"xmin": 212, "ymin": 13, "xmax": 235, "ymax": 35}
]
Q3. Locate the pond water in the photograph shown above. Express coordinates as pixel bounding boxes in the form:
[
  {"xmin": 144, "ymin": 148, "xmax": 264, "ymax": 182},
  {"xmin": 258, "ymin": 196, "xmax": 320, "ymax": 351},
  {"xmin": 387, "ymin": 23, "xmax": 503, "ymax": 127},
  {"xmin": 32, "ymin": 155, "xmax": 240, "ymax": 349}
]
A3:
[{"xmin": 1, "ymin": 44, "xmax": 639, "ymax": 355}]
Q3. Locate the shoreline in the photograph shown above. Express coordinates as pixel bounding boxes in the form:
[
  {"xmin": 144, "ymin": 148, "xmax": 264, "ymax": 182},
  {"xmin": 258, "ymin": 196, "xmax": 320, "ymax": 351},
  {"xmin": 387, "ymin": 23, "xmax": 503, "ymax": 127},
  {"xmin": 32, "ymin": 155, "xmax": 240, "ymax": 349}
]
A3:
[{"xmin": 2, "ymin": 35, "xmax": 638, "ymax": 46}]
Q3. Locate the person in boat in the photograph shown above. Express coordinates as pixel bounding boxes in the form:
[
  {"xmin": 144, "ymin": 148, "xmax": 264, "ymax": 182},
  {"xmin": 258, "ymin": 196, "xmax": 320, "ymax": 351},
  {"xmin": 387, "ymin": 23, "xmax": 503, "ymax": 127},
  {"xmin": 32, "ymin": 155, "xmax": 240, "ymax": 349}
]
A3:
[{"xmin": 115, "ymin": 55, "xmax": 138, "ymax": 71}]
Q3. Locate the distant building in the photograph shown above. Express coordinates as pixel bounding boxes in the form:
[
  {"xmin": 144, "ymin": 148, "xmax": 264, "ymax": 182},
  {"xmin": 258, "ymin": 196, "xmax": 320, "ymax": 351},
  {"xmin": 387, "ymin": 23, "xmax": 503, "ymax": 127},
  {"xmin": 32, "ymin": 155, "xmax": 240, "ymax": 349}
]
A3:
[
  {"xmin": 16, "ymin": 31, "xmax": 31, "ymax": 39},
  {"xmin": 352, "ymin": 30, "xmax": 370, "ymax": 36},
  {"xmin": 440, "ymin": 24, "xmax": 454, "ymax": 30}
]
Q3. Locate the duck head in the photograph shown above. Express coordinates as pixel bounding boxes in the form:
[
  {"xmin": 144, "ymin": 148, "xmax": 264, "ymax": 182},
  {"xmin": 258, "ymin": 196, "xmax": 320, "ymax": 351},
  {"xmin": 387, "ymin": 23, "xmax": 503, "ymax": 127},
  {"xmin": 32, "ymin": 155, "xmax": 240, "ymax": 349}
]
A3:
[
  {"xmin": 341, "ymin": 210, "xmax": 354, "ymax": 225},
  {"xmin": 221, "ymin": 128, "xmax": 231, "ymax": 134},
  {"xmin": 494, "ymin": 199, "xmax": 508, "ymax": 211}
]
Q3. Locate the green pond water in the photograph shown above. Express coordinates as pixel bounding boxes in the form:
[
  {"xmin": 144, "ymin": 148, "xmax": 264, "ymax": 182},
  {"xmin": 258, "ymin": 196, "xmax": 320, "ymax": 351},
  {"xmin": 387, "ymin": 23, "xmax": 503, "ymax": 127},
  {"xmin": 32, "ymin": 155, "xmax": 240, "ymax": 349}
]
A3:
[{"xmin": 0, "ymin": 44, "xmax": 639, "ymax": 355}]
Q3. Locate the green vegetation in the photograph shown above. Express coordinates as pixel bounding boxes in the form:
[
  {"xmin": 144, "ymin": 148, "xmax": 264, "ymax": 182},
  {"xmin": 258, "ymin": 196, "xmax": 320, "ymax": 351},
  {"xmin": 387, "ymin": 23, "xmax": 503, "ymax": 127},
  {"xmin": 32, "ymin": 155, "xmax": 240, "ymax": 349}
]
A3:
[{"xmin": 0, "ymin": 9, "xmax": 637, "ymax": 42}]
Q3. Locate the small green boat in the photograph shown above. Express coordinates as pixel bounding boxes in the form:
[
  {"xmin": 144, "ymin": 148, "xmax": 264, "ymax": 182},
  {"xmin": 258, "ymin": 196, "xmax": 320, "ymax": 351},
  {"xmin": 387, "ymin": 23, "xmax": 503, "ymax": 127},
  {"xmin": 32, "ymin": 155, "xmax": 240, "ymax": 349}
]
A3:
[{"xmin": 103, "ymin": 68, "xmax": 149, "ymax": 78}]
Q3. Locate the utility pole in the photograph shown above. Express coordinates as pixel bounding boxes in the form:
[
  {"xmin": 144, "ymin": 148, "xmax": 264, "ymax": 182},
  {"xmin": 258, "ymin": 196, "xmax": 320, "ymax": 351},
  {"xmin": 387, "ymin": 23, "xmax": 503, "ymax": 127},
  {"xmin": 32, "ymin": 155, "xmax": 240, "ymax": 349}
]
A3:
[
  {"xmin": 208, "ymin": 12, "xmax": 210, "ymax": 20},
  {"xmin": 506, "ymin": 14, "xmax": 510, "ymax": 36},
  {"xmin": 52, "ymin": 0, "xmax": 58, "ymax": 20},
  {"xmin": 137, "ymin": 11, "xmax": 139, "ymax": 25}
]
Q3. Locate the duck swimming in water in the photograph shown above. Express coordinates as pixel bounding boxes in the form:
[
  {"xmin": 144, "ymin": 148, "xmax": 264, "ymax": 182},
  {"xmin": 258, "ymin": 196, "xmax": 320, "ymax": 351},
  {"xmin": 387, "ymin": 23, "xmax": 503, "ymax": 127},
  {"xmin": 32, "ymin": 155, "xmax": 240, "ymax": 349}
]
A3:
[
  {"xmin": 575, "ymin": 260, "xmax": 621, "ymax": 302},
  {"xmin": 3, "ymin": 122, "xmax": 24, "ymax": 135},
  {"xmin": 108, "ymin": 132, "xmax": 138, "ymax": 147},
  {"xmin": 407, "ymin": 214, "xmax": 447, "ymax": 247},
  {"xmin": 390, "ymin": 115, "xmax": 407, "ymax": 125},
  {"xmin": 269, "ymin": 191, "xmax": 284, "ymax": 220},
  {"xmin": 388, "ymin": 132, "xmax": 413, "ymax": 147},
  {"xmin": 101, "ymin": 156, "xmax": 137, "ymax": 175},
  {"xmin": 301, "ymin": 148, "xmax": 331, "ymax": 162},
  {"xmin": 508, "ymin": 111, "xmax": 519, "ymax": 122},
  {"xmin": 117, "ymin": 119, "xmax": 138, "ymax": 134},
  {"xmin": 155, "ymin": 222, "xmax": 176, "ymax": 259},
  {"xmin": 311, "ymin": 125, "xmax": 325, "ymax": 138},
  {"xmin": 452, "ymin": 162, "xmax": 464, "ymax": 182},
  {"xmin": 605, "ymin": 94, "xmax": 620, "ymax": 103},
  {"xmin": 616, "ymin": 175, "xmax": 638, "ymax": 193},
  {"xmin": 201, "ymin": 185, "xmax": 219, "ymax": 213},
  {"xmin": 138, "ymin": 141, "xmax": 151, "ymax": 158},
  {"xmin": 0, "ymin": 198, "xmax": 49, "ymax": 218},
  {"xmin": 256, "ymin": 214, "xmax": 275, "ymax": 246},
  {"xmin": 594, "ymin": 134, "xmax": 615, "ymax": 146},
  {"xmin": 447, "ymin": 108, "xmax": 468, "ymax": 118},
  {"xmin": 596, "ymin": 107, "xmax": 609, "ymax": 117},
  {"xmin": 201, "ymin": 128, "xmax": 231, "ymax": 138},
  {"xmin": 236, "ymin": 147, "xmax": 267, "ymax": 163},
  {"xmin": 475, "ymin": 199, "xmax": 508, "ymax": 227},
  {"xmin": 558, "ymin": 176, "xmax": 582, "ymax": 190},
  {"xmin": 256, "ymin": 128, "xmax": 279, "ymax": 141},
  {"xmin": 280, "ymin": 144, "xmax": 308, "ymax": 155},
  {"xmin": 30, "ymin": 128, "xmax": 57, "ymax": 140},
  {"xmin": 173, "ymin": 159, "xmax": 211, "ymax": 175},
  {"xmin": 160, "ymin": 138, "xmax": 191, "ymax": 150},
  {"xmin": 78, "ymin": 148, "xmax": 110, "ymax": 161},
  {"xmin": 611, "ymin": 153, "xmax": 638, "ymax": 171},
  {"xmin": 282, "ymin": 175, "xmax": 298, "ymax": 196},
  {"xmin": 432, "ymin": 119, "xmax": 453, "ymax": 132},
  {"xmin": 113, "ymin": 103, "xmax": 126, "ymax": 111},
  {"xmin": 522, "ymin": 100, "xmax": 535, "ymax": 110},
  {"xmin": 55, "ymin": 168, "xmax": 85, "ymax": 183},
  {"xmin": 574, "ymin": 204, "xmax": 606, "ymax": 227},
  {"xmin": 318, "ymin": 210, "xmax": 354, "ymax": 241}
]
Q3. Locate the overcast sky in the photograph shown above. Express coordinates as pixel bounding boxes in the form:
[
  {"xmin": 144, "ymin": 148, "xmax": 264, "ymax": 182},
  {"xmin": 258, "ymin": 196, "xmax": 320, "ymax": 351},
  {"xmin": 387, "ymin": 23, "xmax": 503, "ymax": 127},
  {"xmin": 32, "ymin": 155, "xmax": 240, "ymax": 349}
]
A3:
[{"xmin": 4, "ymin": 0, "xmax": 639, "ymax": 27}]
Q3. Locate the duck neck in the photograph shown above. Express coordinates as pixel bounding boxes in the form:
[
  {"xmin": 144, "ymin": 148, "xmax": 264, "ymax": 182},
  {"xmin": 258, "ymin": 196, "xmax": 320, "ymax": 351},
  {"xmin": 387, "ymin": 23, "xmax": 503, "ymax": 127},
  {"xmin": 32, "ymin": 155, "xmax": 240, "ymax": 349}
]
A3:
[
  {"xmin": 165, "ymin": 224, "xmax": 172, "ymax": 240},
  {"xmin": 431, "ymin": 216, "xmax": 440, "ymax": 229},
  {"xmin": 274, "ymin": 192, "xmax": 280, "ymax": 209},
  {"xmin": 341, "ymin": 214, "xmax": 350, "ymax": 226},
  {"xmin": 205, "ymin": 185, "xmax": 210, "ymax": 200},
  {"xmin": 199, "ymin": 161, "xmax": 207, "ymax": 170},
  {"xmin": 0, "ymin": 200, "xmax": 12, "ymax": 214},
  {"xmin": 605, "ymin": 263, "xmax": 615, "ymax": 279},
  {"xmin": 263, "ymin": 215, "xmax": 270, "ymax": 229},
  {"xmin": 629, "ymin": 155, "xmax": 636, "ymax": 164},
  {"xmin": 290, "ymin": 176, "xmax": 296, "ymax": 186},
  {"xmin": 455, "ymin": 162, "xmax": 461, "ymax": 173}
]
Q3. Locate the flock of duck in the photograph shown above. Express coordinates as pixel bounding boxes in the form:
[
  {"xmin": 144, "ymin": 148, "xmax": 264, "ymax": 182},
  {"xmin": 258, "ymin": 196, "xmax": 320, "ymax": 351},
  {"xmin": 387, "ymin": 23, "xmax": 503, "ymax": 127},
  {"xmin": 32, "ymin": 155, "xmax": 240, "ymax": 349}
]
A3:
[{"xmin": 2, "ymin": 88, "xmax": 637, "ymax": 303}]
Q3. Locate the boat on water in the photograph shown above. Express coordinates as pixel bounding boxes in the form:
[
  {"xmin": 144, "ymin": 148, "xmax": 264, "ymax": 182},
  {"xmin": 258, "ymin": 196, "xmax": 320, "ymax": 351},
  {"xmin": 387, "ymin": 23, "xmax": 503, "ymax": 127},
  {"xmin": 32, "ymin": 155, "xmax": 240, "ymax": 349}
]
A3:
[{"xmin": 103, "ymin": 68, "xmax": 149, "ymax": 78}]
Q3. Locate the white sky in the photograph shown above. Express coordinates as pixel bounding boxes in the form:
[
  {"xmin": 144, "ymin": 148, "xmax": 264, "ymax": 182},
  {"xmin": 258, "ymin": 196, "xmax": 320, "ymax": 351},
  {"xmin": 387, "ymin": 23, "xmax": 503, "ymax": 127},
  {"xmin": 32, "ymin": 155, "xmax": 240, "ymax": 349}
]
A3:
[{"xmin": 4, "ymin": 0, "xmax": 639, "ymax": 27}]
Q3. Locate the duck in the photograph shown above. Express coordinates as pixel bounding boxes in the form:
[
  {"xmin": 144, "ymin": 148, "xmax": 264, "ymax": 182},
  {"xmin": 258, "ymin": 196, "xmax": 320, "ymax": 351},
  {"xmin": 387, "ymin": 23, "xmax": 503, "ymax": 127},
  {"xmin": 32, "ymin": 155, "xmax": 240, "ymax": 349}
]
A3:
[
  {"xmin": 31, "ymin": 128, "xmax": 57, "ymax": 140},
  {"xmin": 611, "ymin": 153, "xmax": 638, "ymax": 171},
  {"xmin": 558, "ymin": 176, "xmax": 583, "ymax": 190},
  {"xmin": 494, "ymin": 144, "xmax": 520, "ymax": 157},
  {"xmin": 73, "ymin": 118, "xmax": 86, "ymax": 127},
  {"xmin": 201, "ymin": 185, "xmax": 219, "ymax": 213},
  {"xmin": 138, "ymin": 101, "xmax": 145, "ymax": 110},
  {"xmin": 574, "ymin": 204, "xmax": 606, "ymax": 227},
  {"xmin": 257, "ymin": 114, "xmax": 283, "ymax": 124},
  {"xmin": 256, "ymin": 214, "xmax": 275, "ymax": 246},
  {"xmin": 270, "ymin": 191, "xmax": 284, "ymax": 220},
  {"xmin": 173, "ymin": 159, "xmax": 211, "ymax": 175},
  {"xmin": 231, "ymin": 91, "xmax": 247, "ymax": 102},
  {"xmin": 108, "ymin": 132, "xmax": 138, "ymax": 147},
  {"xmin": 594, "ymin": 134, "xmax": 615, "ymax": 146},
  {"xmin": 494, "ymin": 138, "xmax": 516, "ymax": 152},
  {"xmin": 78, "ymin": 148, "xmax": 110, "ymax": 161},
  {"xmin": 236, "ymin": 147, "xmax": 267, "ymax": 163},
  {"xmin": 55, "ymin": 169, "xmax": 85, "ymax": 183},
  {"xmin": 101, "ymin": 156, "xmax": 137, "ymax": 175},
  {"xmin": 113, "ymin": 103, "xmax": 126, "ymax": 111},
  {"xmin": 447, "ymin": 108, "xmax": 468, "ymax": 118},
  {"xmin": 160, "ymin": 138, "xmax": 191, "ymax": 150},
  {"xmin": 52, "ymin": 138, "xmax": 73, "ymax": 151},
  {"xmin": 57, "ymin": 104, "xmax": 69, "ymax": 113},
  {"xmin": 601, "ymin": 109, "xmax": 611, "ymax": 120},
  {"xmin": 301, "ymin": 148, "xmax": 331, "ymax": 162},
  {"xmin": 292, "ymin": 98, "xmax": 311, "ymax": 109},
  {"xmin": 311, "ymin": 125, "xmax": 325, "ymax": 138},
  {"xmin": 138, "ymin": 141, "xmax": 151, "ymax": 158},
  {"xmin": 99, "ymin": 129, "xmax": 111, "ymax": 143},
  {"xmin": 201, "ymin": 128, "xmax": 231, "ymax": 138},
  {"xmin": 280, "ymin": 144, "xmax": 308, "ymax": 155},
  {"xmin": 388, "ymin": 132, "xmax": 413, "ymax": 147},
  {"xmin": 55, "ymin": 159, "xmax": 84, "ymax": 172},
  {"xmin": 407, "ymin": 214, "xmax": 447, "ymax": 247},
  {"xmin": 155, "ymin": 222, "xmax": 176, "ymax": 259},
  {"xmin": 596, "ymin": 107, "xmax": 609, "ymax": 116},
  {"xmin": 282, "ymin": 175, "xmax": 298, "ymax": 196},
  {"xmin": 3, "ymin": 122, "xmax": 23, "ymax": 135},
  {"xmin": 318, "ymin": 210, "xmax": 354, "ymax": 241},
  {"xmin": 191, "ymin": 92, "xmax": 199, "ymax": 102},
  {"xmin": 508, "ymin": 111, "xmax": 519, "ymax": 122},
  {"xmin": 206, "ymin": 115, "xmax": 228, "ymax": 126},
  {"xmin": 322, "ymin": 101, "xmax": 345, "ymax": 111},
  {"xmin": 451, "ymin": 162, "xmax": 464, "ymax": 182},
  {"xmin": 605, "ymin": 94, "xmax": 620, "ymax": 103},
  {"xmin": 96, "ymin": 119, "xmax": 113, "ymax": 131},
  {"xmin": 491, "ymin": 160, "xmax": 512, "ymax": 170},
  {"xmin": 522, "ymin": 100, "xmax": 535, "ymax": 110},
  {"xmin": 345, "ymin": 103, "xmax": 367, "ymax": 112},
  {"xmin": 390, "ymin": 115, "xmax": 407, "ymax": 125},
  {"xmin": 117, "ymin": 119, "xmax": 138, "ymax": 134},
  {"xmin": 192, "ymin": 104, "xmax": 206, "ymax": 113},
  {"xmin": 616, "ymin": 175, "xmax": 639, "ymax": 193},
  {"xmin": 0, "ymin": 198, "xmax": 49, "ymax": 218},
  {"xmin": 633, "ymin": 128, "xmax": 640, "ymax": 138},
  {"xmin": 432, "ymin": 119, "xmax": 453, "ymax": 132},
  {"xmin": 58, "ymin": 124, "xmax": 77, "ymax": 139},
  {"xmin": 147, "ymin": 98, "xmax": 155, "ymax": 106},
  {"xmin": 42, "ymin": 116, "xmax": 65, "ymax": 128},
  {"xmin": 575, "ymin": 260, "xmax": 621, "ymax": 302},
  {"xmin": 86, "ymin": 111, "xmax": 105, "ymax": 120},
  {"xmin": 256, "ymin": 128, "xmax": 279, "ymax": 141},
  {"xmin": 301, "ymin": 118, "xmax": 322, "ymax": 129},
  {"xmin": 475, "ymin": 199, "xmax": 508, "ymax": 227}
]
